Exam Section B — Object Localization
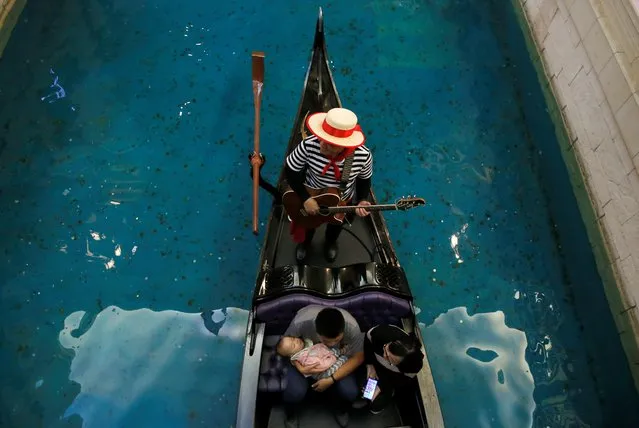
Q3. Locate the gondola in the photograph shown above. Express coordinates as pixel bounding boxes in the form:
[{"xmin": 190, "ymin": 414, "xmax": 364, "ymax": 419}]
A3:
[{"xmin": 236, "ymin": 8, "xmax": 443, "ymax": 428}]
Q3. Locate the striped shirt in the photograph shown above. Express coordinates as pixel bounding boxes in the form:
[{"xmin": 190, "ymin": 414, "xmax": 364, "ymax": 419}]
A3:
[{"xmin": 285, "ymin": 136, "xmax": 373, "ymax": 201}]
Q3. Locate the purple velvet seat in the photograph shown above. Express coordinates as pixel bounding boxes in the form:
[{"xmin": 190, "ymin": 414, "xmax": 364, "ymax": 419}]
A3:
[
  {"xmin": 255, "ymin": 291, "xmax": 412, "ymax": 393},
  {"xmin": 258, "ymin": 335, "xmax": 289, "ymax": 393}
]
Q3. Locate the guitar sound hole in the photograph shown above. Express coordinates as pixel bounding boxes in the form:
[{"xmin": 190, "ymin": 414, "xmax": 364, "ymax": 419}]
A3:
[{"xmin": 319, "ymin": 207, "xmax": 330, "ymax": 216}]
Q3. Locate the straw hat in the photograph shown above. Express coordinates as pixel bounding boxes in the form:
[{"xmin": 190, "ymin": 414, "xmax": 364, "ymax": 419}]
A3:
[{"xmin": 306, "ymin": 107, "xmax": 365, "ymax": 148}]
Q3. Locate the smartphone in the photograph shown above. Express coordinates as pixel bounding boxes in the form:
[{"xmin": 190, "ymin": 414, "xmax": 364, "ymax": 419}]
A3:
[{"xmin": 362, "ymin": 377, "xmax": 378, "ymax": 400}]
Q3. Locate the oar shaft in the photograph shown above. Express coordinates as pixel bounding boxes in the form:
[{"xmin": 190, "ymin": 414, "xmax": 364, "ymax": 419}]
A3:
[
  {"xmin": 252, "ymin": 165, "xmax": 259, "ymax": 234},
  {"xmin": 251, "ymin": 52, "xmax": 265, "ymax": 235},
  {"xmin": 253, "ymin": 83, "xmax": 262, "ymax": 152},
  {"xmin": 252, "ymin": 86, "xmax": 261, "ymax": 235}
]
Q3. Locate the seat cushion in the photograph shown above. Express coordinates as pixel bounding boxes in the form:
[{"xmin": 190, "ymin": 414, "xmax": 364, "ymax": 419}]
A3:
[
  {"xmin": 258, "ymin": 335, "xmax": 289, "ymax": 393},
  {"xmin": 255, "ymin": 291, "xmax": 413, "ymax": 393},
  {"xmin": 255, "ymin": 291, "xmax": 412, "ymax": 335}
]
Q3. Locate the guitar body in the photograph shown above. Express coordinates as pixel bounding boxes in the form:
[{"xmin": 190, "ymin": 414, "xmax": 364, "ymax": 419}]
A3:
[{"xmin": 282, "ymin": 186, "xmax": 347, "ymax": 229}]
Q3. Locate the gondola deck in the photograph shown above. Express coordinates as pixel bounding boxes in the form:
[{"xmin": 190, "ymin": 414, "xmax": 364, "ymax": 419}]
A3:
[
  {"xmin": 266, "ymin": 207, "xmax": 376, "ymax": 269},
  {"xmin": 236, "ymin": 7, "xmax": 444, "ymax": 428},
  {"xmin": 266, "ymin": 401, "xmax": 403, "ymax": 427}
]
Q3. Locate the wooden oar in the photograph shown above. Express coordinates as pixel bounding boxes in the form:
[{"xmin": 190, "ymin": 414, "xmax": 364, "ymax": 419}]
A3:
[{"xmin": 250, "ymin": 51, "xmax": 265, "ymax": 235}]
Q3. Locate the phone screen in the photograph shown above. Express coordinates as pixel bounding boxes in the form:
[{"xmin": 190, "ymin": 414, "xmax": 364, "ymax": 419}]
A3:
[{"xmin": 362, "ymin": 378, "xmax": 378, "ymax": 400}]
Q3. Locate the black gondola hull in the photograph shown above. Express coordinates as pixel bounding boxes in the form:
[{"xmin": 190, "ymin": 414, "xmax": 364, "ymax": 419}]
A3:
[{"xmin": 236, "ymin": 8, "xmax": 443, "ymax": 428}]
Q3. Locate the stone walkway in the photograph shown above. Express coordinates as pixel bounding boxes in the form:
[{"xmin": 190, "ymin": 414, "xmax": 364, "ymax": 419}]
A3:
[
  {"xmin": 514, "ymin": 0, "xmax": 639, "ymax": 392},
  {"xmin": 0, "ymin": 0, "xmax": 26, "ymax": 58}
]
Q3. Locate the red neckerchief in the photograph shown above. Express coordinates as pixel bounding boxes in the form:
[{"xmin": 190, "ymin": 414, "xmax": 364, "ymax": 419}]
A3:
[{"xmin": 321, "ymin": 147, "xmax": 355, "ymax": 181}]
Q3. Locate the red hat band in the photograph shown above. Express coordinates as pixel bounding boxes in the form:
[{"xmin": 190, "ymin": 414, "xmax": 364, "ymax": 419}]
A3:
[{"xmin": 321, "ymin": 120, "xmax": 360, "ymax": 138}]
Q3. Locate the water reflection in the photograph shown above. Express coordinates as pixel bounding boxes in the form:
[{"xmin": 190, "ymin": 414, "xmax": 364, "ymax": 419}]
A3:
[
  {"xmin": 422, "ymin": 306, "xmax": 535, "ymax": 428},
  {"xmin": 58, "ymin": 305, "xmax": 248, "ymax": 427},
  {"xmin": 513, "ymin": 288, "xmax": 566, "ymax": 385},
  {"xmin": 450, "ymin": 222, "xmax": 469, "ymax": 264},
  {"xmin": 40, "ymin": 69, "xmax": 66, "ymax": 104}
]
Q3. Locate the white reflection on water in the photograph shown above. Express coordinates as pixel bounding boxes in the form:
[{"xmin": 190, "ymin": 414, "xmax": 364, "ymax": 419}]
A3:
[
  {"xmin": 450, "ymin": 222, "xmax": 469, "ymax": 263},
  {"xmin": 422, "ymin": 307, "xmax": 535, "ymax": 428},
  {"xmin": 58, "ymin": 305, "xmax": 248, "ymax": 427}
]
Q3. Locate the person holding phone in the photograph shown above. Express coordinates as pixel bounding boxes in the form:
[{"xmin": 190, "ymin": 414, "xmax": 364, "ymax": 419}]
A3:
[{"xmin": 362, "ymin": 324, "xmax": 424, "ymax": 414}]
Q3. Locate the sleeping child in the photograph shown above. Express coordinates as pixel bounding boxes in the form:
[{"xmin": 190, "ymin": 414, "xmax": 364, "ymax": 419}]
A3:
[{"xmin": 276, "ymin": 336, "xmax": 348, "ymax": 380}]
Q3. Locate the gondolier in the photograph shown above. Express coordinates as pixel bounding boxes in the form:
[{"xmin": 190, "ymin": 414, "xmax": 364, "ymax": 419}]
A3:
[{"xmin": 285, "ymin": 107, "xmax": 374, "ymax": 262}]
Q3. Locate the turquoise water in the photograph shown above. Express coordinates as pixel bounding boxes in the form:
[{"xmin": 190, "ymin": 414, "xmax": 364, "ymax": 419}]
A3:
[{"xmin": 1, "ymin": 0, "xmax": 638, "ymax": 427}]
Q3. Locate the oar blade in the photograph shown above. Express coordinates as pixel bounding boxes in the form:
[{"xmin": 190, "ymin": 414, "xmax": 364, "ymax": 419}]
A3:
[{"xmin": 252, "ymin": 51, "xmax": 265, "ymax": 83}]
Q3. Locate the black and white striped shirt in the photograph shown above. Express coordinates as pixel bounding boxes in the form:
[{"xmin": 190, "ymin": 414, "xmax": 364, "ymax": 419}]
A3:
[{"xmin": 285, "ymin": 136, "xmax": 373, "ymax": 200}]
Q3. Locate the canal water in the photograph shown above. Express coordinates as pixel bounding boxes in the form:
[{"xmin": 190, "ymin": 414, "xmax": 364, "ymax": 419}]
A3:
[{"xmin": 1, "ymin": 0, "xmax": 638, "ymax": 427}]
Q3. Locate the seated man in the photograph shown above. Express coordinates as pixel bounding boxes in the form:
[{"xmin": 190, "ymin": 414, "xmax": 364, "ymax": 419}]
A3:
[{"xmin": 279, "ymin": 305, "xmax": 365, "ymax": 428}]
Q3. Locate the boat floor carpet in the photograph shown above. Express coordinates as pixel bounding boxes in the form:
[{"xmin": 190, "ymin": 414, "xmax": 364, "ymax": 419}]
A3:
[
  {"xmin": 270, "ymin": 213, "xmax": 376, "ymax": 269},
  {"xmin": 266, "ymin": 402, "xmax": 404, "ymax": 428}
]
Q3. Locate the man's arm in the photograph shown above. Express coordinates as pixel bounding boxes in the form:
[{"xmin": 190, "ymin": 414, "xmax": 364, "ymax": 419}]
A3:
[
  {"xmin": 330, "ymin": 351, "xmax": 365, "ymax": 380},
  {"xmin": 331, "ymin": 318, "xmax": 366, "ymax": 380},
  {"xmin": 285, "ymin": 165, "xmax": 311, "ymax": 201},
  {"xmin": 355, "ymin": 177, "xmax": 371, "ymax": 202},
  {"xmin": 321, "ymin": 353, "xmax": 349, "ymax": 379},
  {"xmin": 285, "ymin": 139, "xmax": 312, "ymax": 201},
  {"xmin": 354, "ymin": 150, "xmax": 372, "ymax": 202},
  {"xmin": 311, "ymin": 352, "xmax": 363, "ymax": 392},
  {"xmin": 359, "ymin": 150, "xmax": 373, "ymax": 179}
]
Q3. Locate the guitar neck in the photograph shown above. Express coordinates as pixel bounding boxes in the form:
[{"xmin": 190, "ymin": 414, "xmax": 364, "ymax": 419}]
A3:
[{"xmin": 327, "ymin": 204, "xmax": 398, "ymax": 214}]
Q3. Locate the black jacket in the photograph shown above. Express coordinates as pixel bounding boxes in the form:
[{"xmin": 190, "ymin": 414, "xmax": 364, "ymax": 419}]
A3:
[{"xmin": 363, "ymin": 324, "xmax": 423, "ymax": 390}]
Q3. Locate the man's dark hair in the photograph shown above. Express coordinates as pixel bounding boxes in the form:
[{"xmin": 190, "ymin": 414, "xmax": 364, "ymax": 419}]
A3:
[{"xmin": 315, "ymin": 308, "xmax": 345, "ymax": 338}]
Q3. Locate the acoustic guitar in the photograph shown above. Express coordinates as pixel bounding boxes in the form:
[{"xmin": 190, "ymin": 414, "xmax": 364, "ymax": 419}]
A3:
[{"xmin": 282, "ymin": 186, "xmax": 425, "ymax": 229}]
